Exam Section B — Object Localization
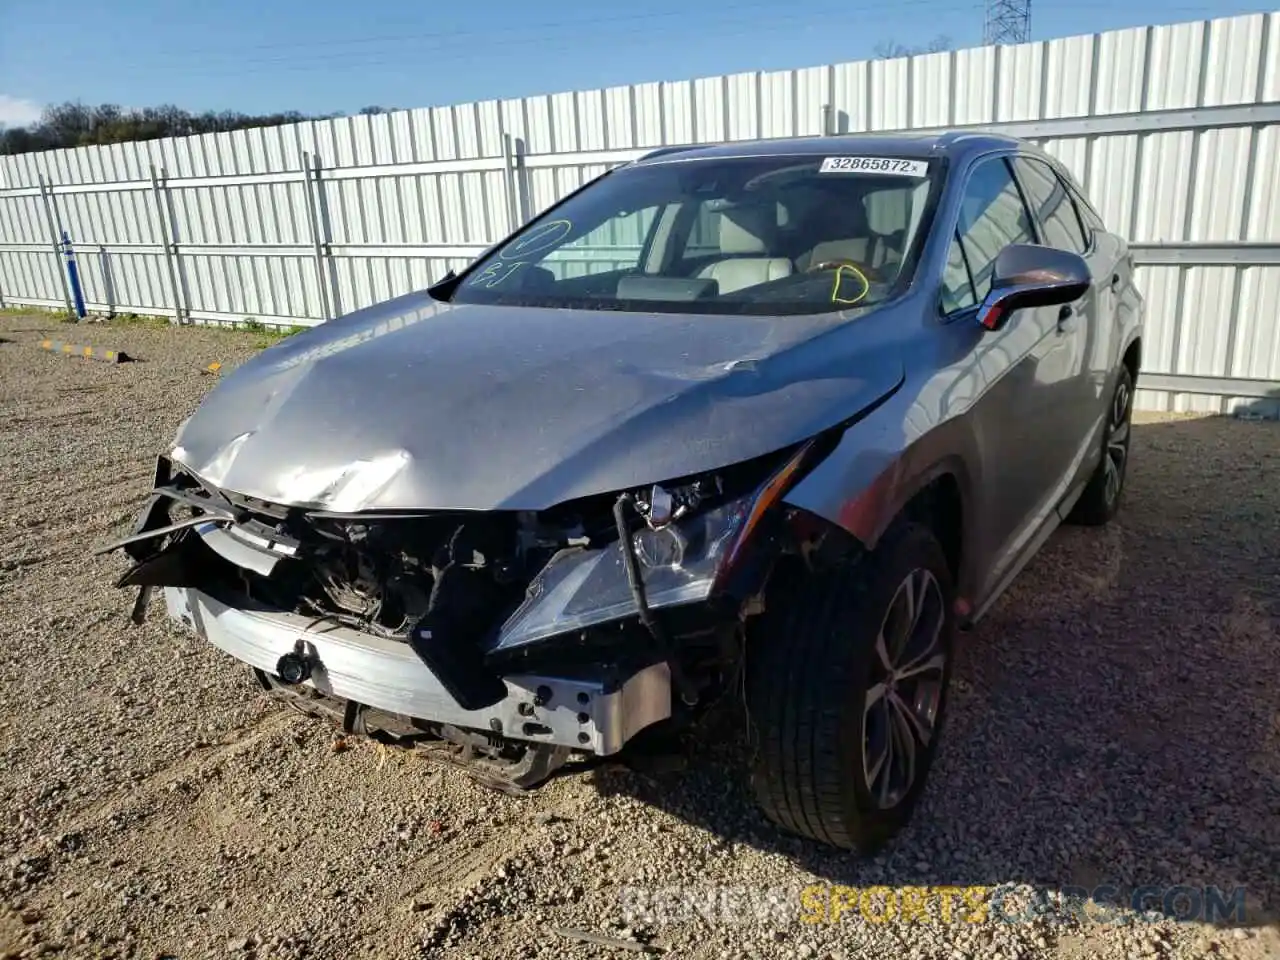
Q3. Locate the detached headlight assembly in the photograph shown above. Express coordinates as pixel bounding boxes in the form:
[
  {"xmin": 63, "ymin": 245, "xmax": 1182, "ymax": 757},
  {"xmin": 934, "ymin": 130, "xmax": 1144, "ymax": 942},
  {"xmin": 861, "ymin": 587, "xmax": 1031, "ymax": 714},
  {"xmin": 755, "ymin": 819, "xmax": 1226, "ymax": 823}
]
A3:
[{"xmin": 489, "ymin": 443, "xmax": 813, "ymax": 654}]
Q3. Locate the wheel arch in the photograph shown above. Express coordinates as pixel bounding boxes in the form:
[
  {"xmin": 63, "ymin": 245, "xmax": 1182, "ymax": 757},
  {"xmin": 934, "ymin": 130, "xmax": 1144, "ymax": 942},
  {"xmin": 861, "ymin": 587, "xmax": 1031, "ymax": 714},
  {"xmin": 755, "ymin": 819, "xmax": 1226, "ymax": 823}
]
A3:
[
  {"xmin": 1122, "ymin": 334, "xmax": 1142, "ymax": 383},
  {"xmin": 783, "ymin": 425, "xmax": 982, "ymax": 601},
  {"xmin": 851, "ymin": 457, "xmax": 974, "ymax": 585},
  {"xmin": 897, "ymin": 468, "xmax": 966, "ymax": 584}
]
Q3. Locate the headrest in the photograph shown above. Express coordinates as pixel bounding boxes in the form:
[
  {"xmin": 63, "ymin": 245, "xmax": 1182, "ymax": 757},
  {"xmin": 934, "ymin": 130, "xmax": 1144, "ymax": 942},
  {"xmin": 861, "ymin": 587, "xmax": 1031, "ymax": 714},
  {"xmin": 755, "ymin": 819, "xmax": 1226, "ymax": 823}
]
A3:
[
  {"xmin": 803, "ymin": 192, "xmax": 868, "ymax": 242},
  {"xmin": 864, "ymin": 186, "xmax": 923, "ymax": 235},
  {"xmin": 718, "ymin": 203, "xmax": 777, "ymax": 255}
]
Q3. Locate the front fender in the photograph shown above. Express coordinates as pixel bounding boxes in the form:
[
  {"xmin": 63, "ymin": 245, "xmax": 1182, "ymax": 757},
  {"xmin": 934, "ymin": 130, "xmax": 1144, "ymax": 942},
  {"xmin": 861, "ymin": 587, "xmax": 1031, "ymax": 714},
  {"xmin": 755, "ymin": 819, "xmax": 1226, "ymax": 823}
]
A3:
[{"xmin": 782, "ymin": 368, "xmax": 983, "ymax": 597}]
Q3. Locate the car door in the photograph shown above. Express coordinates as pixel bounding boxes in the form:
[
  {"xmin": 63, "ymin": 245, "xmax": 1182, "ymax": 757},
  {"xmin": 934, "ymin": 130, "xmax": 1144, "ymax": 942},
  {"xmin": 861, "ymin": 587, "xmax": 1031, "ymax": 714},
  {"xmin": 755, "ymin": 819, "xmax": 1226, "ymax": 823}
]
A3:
[
  {"xmin": 1069, "ymin": 176, "xmax": 1142, "ymax": 403},
  {"xmin": 939, "ymin": 154, "xmax": 1084, "ymax": 604},
  {"xmin": 1065, "ymin": 170, "xmax": 1138, "ymax": 434},
  {"xmin": 1009, "ymin": 155, "xmax": 1113, "ymax": 491}
]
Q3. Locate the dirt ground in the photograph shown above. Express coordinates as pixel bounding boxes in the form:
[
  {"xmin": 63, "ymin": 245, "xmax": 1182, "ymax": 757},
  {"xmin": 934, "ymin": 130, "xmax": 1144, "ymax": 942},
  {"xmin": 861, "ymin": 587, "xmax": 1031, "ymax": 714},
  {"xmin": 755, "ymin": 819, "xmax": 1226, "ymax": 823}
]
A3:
[{"xmin": 0, "ymin": 312, "xmax": 1277, "ymax": 960}]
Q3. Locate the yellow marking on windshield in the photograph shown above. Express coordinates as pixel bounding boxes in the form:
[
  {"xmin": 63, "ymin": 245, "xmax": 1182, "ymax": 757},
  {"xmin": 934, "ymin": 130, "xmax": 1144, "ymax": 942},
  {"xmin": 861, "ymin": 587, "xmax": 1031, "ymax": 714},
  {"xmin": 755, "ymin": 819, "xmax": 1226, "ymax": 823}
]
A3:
[
  {"xmin": 498, "ymin": 219, "xmax": 573, "ymax": 259},
  {"xmin": 831, "ymin": 265, "xmax": 870, "ymax": 306},
  {"xmin": 470, "ymin": 260, "xmax": 527, "ymax": 288}
]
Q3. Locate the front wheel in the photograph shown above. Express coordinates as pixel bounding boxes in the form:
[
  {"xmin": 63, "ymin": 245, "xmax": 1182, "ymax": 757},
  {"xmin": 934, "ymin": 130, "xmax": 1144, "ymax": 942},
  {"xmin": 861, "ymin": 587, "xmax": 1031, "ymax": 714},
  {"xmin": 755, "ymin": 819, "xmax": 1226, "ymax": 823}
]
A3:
[{"xmin": 745, "ymin": 522, "xmax": 956, "ymax": 853}]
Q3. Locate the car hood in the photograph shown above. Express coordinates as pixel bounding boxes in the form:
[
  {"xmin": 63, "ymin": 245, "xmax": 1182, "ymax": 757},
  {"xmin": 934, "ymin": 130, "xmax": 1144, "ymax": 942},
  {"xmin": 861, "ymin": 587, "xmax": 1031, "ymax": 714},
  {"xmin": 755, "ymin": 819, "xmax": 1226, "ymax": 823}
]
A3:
[{"xmin": 170, "ymin": 291, "xmax": 904, "ymax": 512}]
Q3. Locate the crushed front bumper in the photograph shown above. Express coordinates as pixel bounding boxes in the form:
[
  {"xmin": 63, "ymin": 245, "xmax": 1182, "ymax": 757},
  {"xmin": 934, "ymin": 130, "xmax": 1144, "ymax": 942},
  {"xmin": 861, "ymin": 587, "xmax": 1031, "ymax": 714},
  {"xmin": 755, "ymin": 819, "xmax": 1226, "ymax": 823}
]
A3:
[{"xmin": 164, "ymin": 586, "xmax": 672, "ymax": 756}]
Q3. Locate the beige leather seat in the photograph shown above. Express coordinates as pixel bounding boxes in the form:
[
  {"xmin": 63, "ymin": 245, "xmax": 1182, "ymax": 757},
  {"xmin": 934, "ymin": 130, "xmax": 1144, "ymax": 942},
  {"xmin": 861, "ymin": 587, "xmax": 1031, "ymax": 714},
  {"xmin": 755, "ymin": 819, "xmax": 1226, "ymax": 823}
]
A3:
[
  {"xmin": 795, "ymin": 192, "xmax": 903, "ymax": 275},
  {"xmin": 696, "ymin": 205, "xmax": 793, "ymax": 294}
]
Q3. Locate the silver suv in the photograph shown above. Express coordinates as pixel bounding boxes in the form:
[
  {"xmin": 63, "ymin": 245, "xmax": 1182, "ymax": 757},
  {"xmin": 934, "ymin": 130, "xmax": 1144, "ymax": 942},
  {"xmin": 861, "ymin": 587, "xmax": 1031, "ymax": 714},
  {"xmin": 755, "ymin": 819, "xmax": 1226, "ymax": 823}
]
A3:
[{"xmin": 103, "ymin": 132, "xmax": 1143, "ymax": 853}]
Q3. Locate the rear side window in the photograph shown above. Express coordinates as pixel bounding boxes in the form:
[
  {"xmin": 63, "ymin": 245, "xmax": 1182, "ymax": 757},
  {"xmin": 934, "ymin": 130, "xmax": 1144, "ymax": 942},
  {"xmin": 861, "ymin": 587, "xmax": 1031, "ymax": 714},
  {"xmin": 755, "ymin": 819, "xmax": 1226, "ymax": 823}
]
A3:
[
  {"xmin": 1069, "ymin": 182, "xmax": 1107, "ymax": 234},
  {"xmin": 949, "ymin": 157, "xmax": 1037, "ymax": 303},
  {"xmin": 1012, "ymin": 157, "xmax": 1089, "ymax": 254},
  {"xmin": 1054, "ymin": 165, "xmax": 1107, "ymax": 235}
]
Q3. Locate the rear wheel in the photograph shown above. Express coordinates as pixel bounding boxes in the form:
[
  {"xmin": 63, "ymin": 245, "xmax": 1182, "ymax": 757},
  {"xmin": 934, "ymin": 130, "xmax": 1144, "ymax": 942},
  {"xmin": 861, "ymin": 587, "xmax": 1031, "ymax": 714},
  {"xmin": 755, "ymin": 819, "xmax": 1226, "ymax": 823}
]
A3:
[
  {"xmin": 1066, "ymin": 365, "xmax": 1134, "ymax": 526},
  {"xmin": 746, "ymin": 521, "xmax": 956, "ymax": 853}
]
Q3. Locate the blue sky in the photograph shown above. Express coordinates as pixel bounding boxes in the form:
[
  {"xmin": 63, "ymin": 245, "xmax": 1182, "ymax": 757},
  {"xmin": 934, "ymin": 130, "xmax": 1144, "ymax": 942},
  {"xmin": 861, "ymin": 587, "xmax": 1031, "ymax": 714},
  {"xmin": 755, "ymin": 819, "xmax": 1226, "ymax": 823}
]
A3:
[{"xmin": 0, "ymin": 0, "xmax": 1270, "ymax": 125}]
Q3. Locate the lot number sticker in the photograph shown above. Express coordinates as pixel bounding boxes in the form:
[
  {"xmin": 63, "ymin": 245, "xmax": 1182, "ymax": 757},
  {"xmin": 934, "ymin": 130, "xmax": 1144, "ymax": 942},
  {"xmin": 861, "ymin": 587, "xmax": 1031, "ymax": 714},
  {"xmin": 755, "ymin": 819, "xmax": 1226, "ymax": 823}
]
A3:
[{"xmin": 819, "ymin": 156, "xmax": 928, "ymax": 176}]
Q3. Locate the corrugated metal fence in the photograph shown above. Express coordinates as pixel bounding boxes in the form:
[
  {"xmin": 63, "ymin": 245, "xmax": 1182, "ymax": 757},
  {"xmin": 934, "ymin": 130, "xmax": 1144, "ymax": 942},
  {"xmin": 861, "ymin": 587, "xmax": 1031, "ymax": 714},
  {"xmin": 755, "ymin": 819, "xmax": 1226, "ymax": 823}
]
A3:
[{"xmin": 1, "ymin": 10, "xmax": 1278, "ymax": 414}]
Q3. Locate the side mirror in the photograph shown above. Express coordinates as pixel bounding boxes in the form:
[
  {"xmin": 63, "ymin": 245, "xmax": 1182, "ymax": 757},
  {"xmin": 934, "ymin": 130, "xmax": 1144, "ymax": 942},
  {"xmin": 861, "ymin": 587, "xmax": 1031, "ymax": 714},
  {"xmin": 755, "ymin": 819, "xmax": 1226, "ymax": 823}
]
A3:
[{"xmin": 976, "ymin": 244, "xmax": 1091, "ymax": 332}]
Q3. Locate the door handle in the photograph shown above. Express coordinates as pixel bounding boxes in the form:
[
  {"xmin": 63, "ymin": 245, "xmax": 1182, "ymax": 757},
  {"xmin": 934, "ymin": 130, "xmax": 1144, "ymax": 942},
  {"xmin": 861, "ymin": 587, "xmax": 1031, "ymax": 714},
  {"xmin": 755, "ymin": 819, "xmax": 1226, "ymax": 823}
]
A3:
[{"xmin": 1111, "ymin": 273, "xmax": 1121, "ymax": 288}]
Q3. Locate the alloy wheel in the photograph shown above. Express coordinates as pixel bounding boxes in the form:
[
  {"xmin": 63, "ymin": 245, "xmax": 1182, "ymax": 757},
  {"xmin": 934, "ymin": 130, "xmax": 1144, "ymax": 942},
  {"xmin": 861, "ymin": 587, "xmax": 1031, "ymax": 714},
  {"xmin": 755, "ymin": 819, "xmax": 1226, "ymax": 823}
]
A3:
[
  {"xmin": 1104, "ymin": 378, "xmax": 1132, "ymax": 506},
  {"xmin": 862, "ymin": 567, "xmax": 947, "ymax": 810}
]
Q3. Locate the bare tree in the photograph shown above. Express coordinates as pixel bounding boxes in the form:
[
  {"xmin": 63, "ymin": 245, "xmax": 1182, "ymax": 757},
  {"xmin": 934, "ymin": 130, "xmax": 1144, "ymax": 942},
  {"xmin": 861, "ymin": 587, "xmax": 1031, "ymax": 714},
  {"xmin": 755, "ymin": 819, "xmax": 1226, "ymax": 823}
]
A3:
[{"xmin": 873, "ymin": 34, "xmax": 952, "ymax": 59}]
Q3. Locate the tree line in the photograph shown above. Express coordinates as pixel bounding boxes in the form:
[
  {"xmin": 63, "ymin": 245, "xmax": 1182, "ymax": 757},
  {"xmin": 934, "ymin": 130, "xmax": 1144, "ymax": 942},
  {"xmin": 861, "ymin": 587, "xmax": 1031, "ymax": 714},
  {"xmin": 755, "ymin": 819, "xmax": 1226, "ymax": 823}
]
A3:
[{"xmin": 0, "ymin": 102, "xmax": 394, "ymax": 155}]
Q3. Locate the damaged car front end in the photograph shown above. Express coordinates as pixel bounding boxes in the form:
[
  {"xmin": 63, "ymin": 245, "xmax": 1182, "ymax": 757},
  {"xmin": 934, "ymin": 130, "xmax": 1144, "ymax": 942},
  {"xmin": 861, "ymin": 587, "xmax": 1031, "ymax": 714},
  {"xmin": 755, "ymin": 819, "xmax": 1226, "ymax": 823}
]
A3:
[
  {"xmin": 101, "ymin": 435, "xmax": 830, "ymax": 791},
  {"xmin": 96, "ymin": 132, "xmax": 1147, "ymax": 853}
]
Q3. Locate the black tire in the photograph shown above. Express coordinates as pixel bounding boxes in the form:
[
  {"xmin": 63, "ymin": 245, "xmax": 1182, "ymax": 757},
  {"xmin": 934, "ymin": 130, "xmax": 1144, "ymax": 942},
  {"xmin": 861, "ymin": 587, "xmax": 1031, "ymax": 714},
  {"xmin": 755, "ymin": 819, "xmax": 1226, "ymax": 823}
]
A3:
[
  {"xmin": 745, "ymin": 521, "xmax": 956, "ymax": 853},
  {"xmin": 1065, "ymin": 364, "xmax": 1134, "ymax": 527}
]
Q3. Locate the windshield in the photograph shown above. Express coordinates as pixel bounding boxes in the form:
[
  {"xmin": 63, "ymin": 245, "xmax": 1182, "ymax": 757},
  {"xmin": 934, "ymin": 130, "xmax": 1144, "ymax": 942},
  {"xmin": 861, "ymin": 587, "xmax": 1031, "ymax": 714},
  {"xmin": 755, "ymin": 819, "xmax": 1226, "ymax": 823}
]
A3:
[{"xmin": 442, "ymin": 153, "xmax": 940, "ymax": 316}]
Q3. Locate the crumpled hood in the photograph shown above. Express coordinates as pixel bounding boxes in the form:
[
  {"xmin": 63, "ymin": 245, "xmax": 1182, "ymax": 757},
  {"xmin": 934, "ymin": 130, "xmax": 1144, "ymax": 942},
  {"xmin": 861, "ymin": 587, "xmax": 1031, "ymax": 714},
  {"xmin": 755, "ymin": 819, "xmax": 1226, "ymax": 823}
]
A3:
[{"xmin": 171, "ymin": 290, "xmax": 904, "ymax": 512}]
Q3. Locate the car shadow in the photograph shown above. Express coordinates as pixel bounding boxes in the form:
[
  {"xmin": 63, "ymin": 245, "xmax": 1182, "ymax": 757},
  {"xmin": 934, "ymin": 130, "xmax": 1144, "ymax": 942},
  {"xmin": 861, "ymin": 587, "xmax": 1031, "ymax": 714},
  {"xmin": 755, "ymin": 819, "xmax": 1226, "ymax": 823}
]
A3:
[{"xmin": 589, "ymin": 413, "xmax": 1280, "ymax": 935}]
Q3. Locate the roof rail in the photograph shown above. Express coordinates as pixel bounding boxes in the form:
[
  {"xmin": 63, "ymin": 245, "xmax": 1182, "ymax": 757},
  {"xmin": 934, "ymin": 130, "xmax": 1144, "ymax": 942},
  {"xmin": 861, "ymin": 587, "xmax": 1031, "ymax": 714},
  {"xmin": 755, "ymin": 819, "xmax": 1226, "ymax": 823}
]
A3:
[
  {"xmin": 934, "ymin": 130, "xmax": 985, "ymax": 146},
  {"xmin": 635, "ymin": 145, "xmax": 701, "ymax": 162},
  {"xmin": 932, "ymin": 129, "xmax": 1023, "ymax": 149}
]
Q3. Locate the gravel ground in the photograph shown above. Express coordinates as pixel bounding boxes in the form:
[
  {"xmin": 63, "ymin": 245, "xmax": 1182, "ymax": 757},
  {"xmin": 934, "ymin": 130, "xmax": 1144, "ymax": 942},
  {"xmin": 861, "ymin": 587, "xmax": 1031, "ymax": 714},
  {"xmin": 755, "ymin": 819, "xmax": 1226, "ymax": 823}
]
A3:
[{"xmin": 0, "ymin": 311, "xmax": 1277, "ymax": 960}]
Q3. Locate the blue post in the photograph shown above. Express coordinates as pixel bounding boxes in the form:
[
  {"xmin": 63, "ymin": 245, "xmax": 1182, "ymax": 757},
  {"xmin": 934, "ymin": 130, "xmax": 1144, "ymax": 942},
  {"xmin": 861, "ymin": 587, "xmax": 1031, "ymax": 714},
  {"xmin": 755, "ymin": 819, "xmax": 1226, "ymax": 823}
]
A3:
[{"xmin": 60, "ymin": 230, "xmax": 86, "ymax": 320}]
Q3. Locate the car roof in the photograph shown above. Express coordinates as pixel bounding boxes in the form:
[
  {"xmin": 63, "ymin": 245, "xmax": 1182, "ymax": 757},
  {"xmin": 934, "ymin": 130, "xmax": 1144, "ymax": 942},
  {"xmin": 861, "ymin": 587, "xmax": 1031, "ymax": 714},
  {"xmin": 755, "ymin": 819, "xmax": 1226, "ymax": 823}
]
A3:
[{"xmin": 631, "ymin": 131, "xmax": 1027, "ymax": 167}]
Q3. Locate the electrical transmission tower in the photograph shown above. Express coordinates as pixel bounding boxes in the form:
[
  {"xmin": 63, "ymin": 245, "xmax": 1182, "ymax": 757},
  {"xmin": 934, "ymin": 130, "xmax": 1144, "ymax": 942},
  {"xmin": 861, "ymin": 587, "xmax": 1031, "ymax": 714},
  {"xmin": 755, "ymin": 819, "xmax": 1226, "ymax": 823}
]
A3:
[{"xmin": 984, "ymin": 0, "xmax": 1031, "ymax": 44}]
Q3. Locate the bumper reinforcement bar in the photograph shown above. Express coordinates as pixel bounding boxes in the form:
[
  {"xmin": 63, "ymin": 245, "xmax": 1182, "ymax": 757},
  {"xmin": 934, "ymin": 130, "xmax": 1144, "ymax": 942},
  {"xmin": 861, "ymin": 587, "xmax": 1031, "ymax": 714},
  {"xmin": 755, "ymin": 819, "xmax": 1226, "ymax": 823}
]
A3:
[{"xmin": 163, "ymin": 587, "xmax": 672, "ymax": 756}]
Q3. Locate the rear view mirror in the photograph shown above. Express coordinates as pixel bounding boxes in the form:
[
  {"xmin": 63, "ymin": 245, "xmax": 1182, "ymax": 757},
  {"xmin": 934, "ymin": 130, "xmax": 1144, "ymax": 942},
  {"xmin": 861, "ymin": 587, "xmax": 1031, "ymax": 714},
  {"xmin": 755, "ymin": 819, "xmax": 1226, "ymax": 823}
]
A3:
[{"xmin": 977, "ymin": 244, "xmax": 1091, "ymax": 332}]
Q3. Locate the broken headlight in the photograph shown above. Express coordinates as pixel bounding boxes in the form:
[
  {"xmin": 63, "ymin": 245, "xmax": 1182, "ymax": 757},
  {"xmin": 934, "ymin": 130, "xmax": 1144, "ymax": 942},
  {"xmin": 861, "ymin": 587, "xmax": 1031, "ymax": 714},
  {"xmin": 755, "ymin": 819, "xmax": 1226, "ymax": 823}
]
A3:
[{"xmin": 488, "ymin": 444, "xmax": 812, "ymax": 653}]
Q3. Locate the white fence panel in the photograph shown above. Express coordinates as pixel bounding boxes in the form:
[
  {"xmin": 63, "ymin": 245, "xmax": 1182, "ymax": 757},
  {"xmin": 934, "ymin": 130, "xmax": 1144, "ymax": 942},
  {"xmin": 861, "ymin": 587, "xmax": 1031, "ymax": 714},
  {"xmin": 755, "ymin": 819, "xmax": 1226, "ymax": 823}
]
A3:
[{"xmin": 1, "ymin": 10, "xmax": 1278, "ymax": 414}]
